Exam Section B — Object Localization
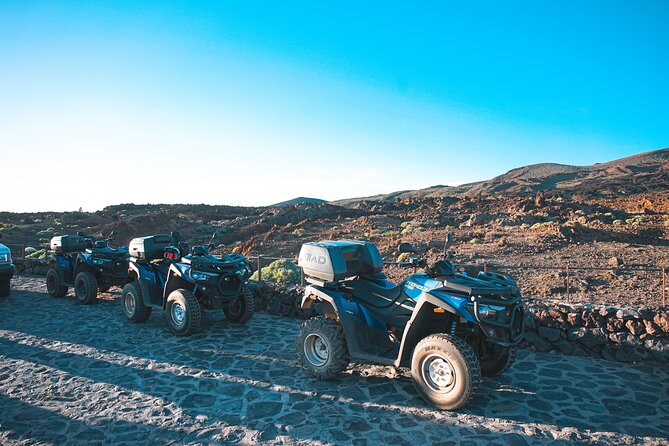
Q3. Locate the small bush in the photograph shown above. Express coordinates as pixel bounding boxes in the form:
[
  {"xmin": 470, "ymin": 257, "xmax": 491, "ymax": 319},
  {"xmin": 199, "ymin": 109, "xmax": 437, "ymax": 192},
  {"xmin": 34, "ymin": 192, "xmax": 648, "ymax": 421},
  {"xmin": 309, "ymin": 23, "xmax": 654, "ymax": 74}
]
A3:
[
  {"xmin": 381, "ymin": 230, "xmax": 400, "ymax": 237},
  {"xmin": 250, "ymin": 259, "xmax": 301, "ymax": 284},
  {"xmin": 27, "ymin": 249, "xmax": 47, "ymax": 260},
  {"xmin": 396, "ymin": 252, "xmax": 412, "ymax": 263}
]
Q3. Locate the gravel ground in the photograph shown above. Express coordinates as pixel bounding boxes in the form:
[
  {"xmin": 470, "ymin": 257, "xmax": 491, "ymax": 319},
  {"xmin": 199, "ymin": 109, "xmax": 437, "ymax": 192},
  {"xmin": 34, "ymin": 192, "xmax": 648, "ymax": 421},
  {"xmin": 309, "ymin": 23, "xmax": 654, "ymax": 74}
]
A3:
[{"xmin": 1, "ymin": 276, "xmax": 668, "ymax": 445}]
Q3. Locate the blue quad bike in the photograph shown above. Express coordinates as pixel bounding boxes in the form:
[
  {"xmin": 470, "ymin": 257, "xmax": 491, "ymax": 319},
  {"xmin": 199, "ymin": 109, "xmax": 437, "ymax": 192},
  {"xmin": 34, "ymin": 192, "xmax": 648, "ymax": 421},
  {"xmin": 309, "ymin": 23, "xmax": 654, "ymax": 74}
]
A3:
[
  {"xmin": 296, "ymin": 234, "xmax": 525, "ymax": 410},
  {"xmin": 46, "ymin": 231, "xmax": 129, "ymax": 304},
  {"xmin": 121, "ymin": 232, "xmax": 255, "ymax": 336}
]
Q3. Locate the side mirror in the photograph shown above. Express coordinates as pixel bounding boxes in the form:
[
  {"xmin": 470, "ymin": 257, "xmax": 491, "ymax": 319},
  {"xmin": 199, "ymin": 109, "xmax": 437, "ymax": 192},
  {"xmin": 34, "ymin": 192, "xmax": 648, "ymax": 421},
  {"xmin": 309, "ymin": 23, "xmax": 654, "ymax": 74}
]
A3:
[
  {"xmin": 192, "ymin": 245, "xmax": 208, "ymax": 256},
  {"xmin": 109, "ymin": 230, "xmax": 116, "ymax": 239},
  {"xmin": 170, "ymin": 231, "xmax": 182, "ymax": 239},
  {"xmin": 77, "ymin": 231, "xmax": 85, "ymax": 236},
  {"xmin": 398, "ymin": 242, "xmax": 416, "ymax": 253}
]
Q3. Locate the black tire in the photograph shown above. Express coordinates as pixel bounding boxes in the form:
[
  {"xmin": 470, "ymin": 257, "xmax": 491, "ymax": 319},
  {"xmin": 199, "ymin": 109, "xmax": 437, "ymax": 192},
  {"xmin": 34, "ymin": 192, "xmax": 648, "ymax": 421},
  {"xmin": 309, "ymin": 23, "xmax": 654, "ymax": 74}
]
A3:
[
  {"xmin": 74, "ymin": 271, "xmax": 98, "ymax": 304},
  {"xmin": 296, "ymin": 316, "xmax": 350, "ymax": 380},
  {"xmin": 98, "ymin": 285, "xmax": 111, "ymax": 293},
  {"xmin": 165, "ymin": 289, "xmax": 201, "ymax": 336},
  {"xmin": 223, "ymin": 286, "xmax": 255, "ymax": 324},
  {"xmin": 479, "ymin": 345, "xmax": 516, "ymax": 377},
  {"xmin": 121, "ymin": 281, "xmax": 152, "ymax": 323},
  {"xmin": 46, "ymin": 268, "xmax": 68, "ymax": 298},
  {"xmin": 411, "ymin": 333, "xmax": 481, "ymax": 411},
  {"xmin": 0, "ymin": 280, "xmax": 9, "ymax": 298}
]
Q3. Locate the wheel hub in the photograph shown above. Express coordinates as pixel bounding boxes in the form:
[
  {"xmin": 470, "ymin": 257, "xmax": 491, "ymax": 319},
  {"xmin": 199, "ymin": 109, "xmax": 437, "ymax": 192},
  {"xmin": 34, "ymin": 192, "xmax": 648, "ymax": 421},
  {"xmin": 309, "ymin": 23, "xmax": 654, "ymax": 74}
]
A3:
[
  {"xmin": 125, "ymin": 293, "xmax": 135, "ymax": 313},
  {"xmin": 304, "ymin": 333, "xmax": 329, "ymax": 367},
  {"xmin": 422, "ymin": 354, "xmax": 455, "ymax": 391},
  {"xmin": 172, "ymin": 302, "xmax": 186, "ymax": 325}
]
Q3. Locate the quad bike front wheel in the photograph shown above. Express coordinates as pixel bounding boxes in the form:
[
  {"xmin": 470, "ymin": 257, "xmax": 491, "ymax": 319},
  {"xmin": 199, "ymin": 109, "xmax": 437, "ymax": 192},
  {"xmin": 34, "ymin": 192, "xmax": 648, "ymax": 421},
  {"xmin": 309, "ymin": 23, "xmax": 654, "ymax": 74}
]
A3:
[
  {"xmin": 121, "ymin": 281, "xmax": 152, "ymax": 323},
  {"xmin": 0, "ymin": 280, "xmax": 9, "ymax": 298},
  {"xmin": 479, "ymin": 343, "xmax": 516, "ymax": 377},
  {"xmin": 74, "ymin": 271, "xmax": 98, "ymax": 304},
  {"xmin": 46, "ymin": 268, "xmax": 68, "ymax": 298},
  {"xmin": 411, "ymin": 333, "xmax": 481, "ymax": 411},
  {"xmin": 223, "ymin": 286, "xmax": 255, "ymax": 324},
  {"xmin": 165, "ymin": 289, "xmax": 201, "ymax": 336},
  {"xmin": 296, "ymin": 316, "xmax": 350, "ymax": 380}
]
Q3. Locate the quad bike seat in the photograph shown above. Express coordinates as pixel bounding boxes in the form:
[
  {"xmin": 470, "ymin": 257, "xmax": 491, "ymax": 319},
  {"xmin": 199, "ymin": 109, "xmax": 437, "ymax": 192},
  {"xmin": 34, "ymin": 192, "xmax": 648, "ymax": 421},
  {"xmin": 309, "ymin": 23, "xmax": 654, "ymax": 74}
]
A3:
[
  {"xmin": 343, "ymin": 279, "xmax": 407, "ymax": 308},
  {"xmin": 88, "ymin": 247, "xmax": 127, "ymax": 259}
]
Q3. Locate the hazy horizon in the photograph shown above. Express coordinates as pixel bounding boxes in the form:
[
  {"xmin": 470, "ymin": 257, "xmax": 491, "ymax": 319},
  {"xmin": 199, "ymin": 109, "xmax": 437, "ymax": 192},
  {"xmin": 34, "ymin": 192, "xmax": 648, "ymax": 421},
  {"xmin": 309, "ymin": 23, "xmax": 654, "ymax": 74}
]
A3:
[{"xmin": 1, "ymin": 2, "xmax": 667, "ymax": 212}]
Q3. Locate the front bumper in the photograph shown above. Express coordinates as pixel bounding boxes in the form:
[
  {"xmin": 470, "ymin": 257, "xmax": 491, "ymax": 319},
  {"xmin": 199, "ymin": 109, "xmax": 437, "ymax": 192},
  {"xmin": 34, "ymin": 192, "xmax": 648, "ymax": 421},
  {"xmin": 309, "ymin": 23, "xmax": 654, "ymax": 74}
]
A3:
[
  {"xmin": 473, "ymin": 294, "xmax": 525, "ymax": 346},
  {"xmin": 0, "ymin": 263, "xmax": 15, "ymax": 281}
]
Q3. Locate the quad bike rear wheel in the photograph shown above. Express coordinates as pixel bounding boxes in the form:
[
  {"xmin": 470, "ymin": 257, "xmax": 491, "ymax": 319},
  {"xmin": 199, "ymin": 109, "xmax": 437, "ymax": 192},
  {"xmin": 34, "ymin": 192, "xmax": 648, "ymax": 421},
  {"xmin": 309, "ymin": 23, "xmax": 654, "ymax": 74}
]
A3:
[
  {"xmin": 411, "ymin": 333, "xmax": 481, "ymax": 410},
  {"xmin": 479, "ymin": 344, "xmax": 516, "ymax": 377},
  {"xmin": 46, "ymin": 268, "xmax": 68, "ymax": 298},
  {"xmin": 121, "ymin": 281, "xmax": 152, "ymax": 323},
  {"xmin": 297, "ymin": 316, "xmax": 350, "ymax": 380},
  {"xmin": 74, "ymin": 271, "xmax": 98, "ymax": 304},
  {"xmin": 166, "ymin": 289, "xmax": 201, "ymax": 336},
  {"xmin": 0, "ymin": 280, "xmax": 9, "ymax": 298},
  {"xmin": 223, "ymin": 286, "xmax": 255, "ymax": 324}
]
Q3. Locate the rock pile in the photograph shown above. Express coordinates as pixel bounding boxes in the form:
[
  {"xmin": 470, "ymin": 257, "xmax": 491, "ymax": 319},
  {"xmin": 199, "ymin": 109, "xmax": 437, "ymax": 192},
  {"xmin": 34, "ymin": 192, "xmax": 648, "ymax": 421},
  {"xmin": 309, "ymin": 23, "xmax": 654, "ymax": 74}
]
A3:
[
  {"xmin": 523, "ymin": 299, "xmax": 669, "ymax": 363},
  {"xmin": 13, "ymin": 258, "xmax": 49, "ymax": 276},
  {"xmin": 248, "ymin": 282, "xmax": 315, "ymax": 319}
]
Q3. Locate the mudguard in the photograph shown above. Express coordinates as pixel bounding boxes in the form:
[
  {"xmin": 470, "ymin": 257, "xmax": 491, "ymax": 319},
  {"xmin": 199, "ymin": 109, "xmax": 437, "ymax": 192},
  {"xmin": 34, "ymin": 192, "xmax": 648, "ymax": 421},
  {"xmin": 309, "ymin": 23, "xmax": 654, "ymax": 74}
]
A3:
[
  {"xmin": 301, "ymin": 285, "xmax": 396, "ymax": 364},
  {"xmin": 395, "ymin": 292, "xmax": 461, "ymax": 367},
  {"xmin": 51, "ymin": 254, "xmax": 75, "ymax": 286},
  {"xmin": 163, "ymin": 263, "xmax": 195, "ymax": 305},
  {"xmin": 128, "ymin": 261, "xmax": 165, "ymax": 308}
]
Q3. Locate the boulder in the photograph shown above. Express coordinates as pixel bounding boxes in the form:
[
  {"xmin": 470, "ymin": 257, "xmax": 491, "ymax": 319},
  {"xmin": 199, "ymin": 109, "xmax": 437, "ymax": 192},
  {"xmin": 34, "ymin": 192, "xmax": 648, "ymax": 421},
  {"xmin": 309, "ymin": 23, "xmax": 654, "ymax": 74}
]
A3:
[
  {"xmin": 524, "ymin": 330, "xmax": 553, "ymax": 353},
  {"xmin": 537, "ymin": 326, "xmax": 562, "ymax": 342}
]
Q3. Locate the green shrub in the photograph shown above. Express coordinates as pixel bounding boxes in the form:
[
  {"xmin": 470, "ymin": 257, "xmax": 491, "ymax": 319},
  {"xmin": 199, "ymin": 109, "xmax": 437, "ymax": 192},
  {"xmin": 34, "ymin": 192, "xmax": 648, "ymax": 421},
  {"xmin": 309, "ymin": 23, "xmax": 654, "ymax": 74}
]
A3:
[
  {"xmin": 250, "ymin": 259, "xmax": 301, "ymax": 284},
  {"xmin": 35, "ymin": 229, "xmax": 55, "ymax": 239},
  {"xmin": 381, "ymin": 230, "xmax": 400, "ymax": 237},
  {"xmin": 27, "ymin": 249, "xmax": 47, "ymax": 260},
  {"xmin": 396, "ymin": 252, "xmax": 412, "ymax": 263}
]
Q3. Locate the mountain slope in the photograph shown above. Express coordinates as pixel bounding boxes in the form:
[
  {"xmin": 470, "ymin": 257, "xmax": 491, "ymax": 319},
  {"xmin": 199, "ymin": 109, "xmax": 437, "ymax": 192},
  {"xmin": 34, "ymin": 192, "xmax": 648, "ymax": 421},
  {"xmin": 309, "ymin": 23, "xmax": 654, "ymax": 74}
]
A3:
[
  {"xmin": 334, "ymin": 148, "xmax": 669, "ymax": 206},
  {"xmin": 271, "ymin": 197, "xmax": 327, "ymax": 206}
]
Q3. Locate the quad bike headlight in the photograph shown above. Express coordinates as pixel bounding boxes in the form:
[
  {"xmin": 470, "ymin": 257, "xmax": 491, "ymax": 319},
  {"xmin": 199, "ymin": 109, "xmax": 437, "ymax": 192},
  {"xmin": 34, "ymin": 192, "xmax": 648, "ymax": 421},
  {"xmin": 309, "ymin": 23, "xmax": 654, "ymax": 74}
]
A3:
[
  {"xmin": 190, "ymin": 270, "xmax": 219, "ymax": 282},
  {"xmin": 92, "ymin": 258, "xmax": 108, "ymax": 266},
  {"xmin": 0, "ymin": 253, "xmax": 10, "ymax": 263}
]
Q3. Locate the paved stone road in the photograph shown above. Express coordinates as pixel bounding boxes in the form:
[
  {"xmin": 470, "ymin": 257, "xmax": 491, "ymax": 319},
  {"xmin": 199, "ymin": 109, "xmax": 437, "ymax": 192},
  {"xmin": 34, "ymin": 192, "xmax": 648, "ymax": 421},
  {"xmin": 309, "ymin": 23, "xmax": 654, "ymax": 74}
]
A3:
[{"xmin": 1, "ymin": 277, "xmax": 668, "ymax": 445}]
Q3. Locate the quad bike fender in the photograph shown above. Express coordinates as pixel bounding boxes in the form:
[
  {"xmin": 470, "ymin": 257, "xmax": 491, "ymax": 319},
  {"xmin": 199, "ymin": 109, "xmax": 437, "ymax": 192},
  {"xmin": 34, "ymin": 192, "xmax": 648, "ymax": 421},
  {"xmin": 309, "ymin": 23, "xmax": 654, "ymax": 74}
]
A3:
[
  {"xmin": 395, "ymin": 292, "xmax": 461, "ymax": 367},
  {"xmin": 50, "ymin": 254, "xmax": 75, "ymax": 285},
  {"xmin": 300, "ymin": 285, "xmax": 340, "ymax": 316},
  {"xmin": 73, "ymin": 252, "xmax": 95, "ymax": 278},
  {"xmin": 128, "ymin": 262, "xmax": 163, "ymax": 307},
  {"xmin": 163, "ymin": 263, "xmax": 195, "ymax": 307}
]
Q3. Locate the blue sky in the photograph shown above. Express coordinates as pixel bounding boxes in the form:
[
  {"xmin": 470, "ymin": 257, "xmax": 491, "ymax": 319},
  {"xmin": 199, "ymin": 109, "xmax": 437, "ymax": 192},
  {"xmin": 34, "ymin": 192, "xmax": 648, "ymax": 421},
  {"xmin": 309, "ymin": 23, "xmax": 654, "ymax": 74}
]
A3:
[{"xmin": 0, "ymin": 1, "xmax": 667, "ymax": 211}]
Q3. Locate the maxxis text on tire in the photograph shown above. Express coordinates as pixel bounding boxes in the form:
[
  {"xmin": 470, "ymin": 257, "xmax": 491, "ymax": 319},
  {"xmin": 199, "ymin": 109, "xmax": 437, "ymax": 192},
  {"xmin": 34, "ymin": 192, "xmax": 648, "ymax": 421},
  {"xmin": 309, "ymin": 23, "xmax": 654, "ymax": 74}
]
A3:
[
  {"xmin": 121, "ymin": 281, "xmax": 152, "ymax": 323},
  {"xmin": 74, "ymin": 271, "xmax": 98, "ymax": 305},
  {"xmin": 223, "ymin": 285, "xmax": 255, "ymax": 324},
  {"xmin": 165, "ymin": 289, "xmax": 201, "ymax": 336},
  {"xmin": 46, "ymin": 268, "xmax": 68, "ymax": 298},
  {"xmin": 296, "ymin": 316, "xmax": 350, "ymax": 380},
  {"xmin": 410, "ymin": 333, "xmax": 481, "ymax": 411}
]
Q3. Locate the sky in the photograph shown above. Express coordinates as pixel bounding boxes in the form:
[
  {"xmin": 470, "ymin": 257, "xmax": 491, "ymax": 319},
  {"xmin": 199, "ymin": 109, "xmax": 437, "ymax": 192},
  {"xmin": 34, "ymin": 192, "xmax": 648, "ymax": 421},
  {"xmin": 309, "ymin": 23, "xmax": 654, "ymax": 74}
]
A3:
[{"xmin": 0, "ymin": 1, "xmax": 667, "ymax": 212}]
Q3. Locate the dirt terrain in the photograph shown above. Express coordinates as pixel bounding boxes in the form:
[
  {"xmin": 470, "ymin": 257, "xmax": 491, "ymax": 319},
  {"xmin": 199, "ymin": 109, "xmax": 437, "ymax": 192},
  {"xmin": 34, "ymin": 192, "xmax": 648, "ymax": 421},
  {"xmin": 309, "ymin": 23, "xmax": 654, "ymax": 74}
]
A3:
[
  {"xmin": 1, "ymin": 277, "xmax": 668, "ymax": 445},
  {"xmin": 1, "ymin": 149, "xmax": 667, "ymax": 306}
]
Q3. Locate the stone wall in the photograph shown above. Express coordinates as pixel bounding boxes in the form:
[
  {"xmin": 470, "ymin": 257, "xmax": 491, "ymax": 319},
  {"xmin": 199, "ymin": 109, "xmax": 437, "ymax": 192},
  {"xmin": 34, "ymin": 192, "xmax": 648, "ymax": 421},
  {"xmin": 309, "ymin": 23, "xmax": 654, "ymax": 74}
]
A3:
[
  {"xmin": 523, "ymin": 300, "xmax": 669, "ymax": 363},
  {"xmin": 13, "ymin": 258, "xmax": 49, "ymax": 276}
]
